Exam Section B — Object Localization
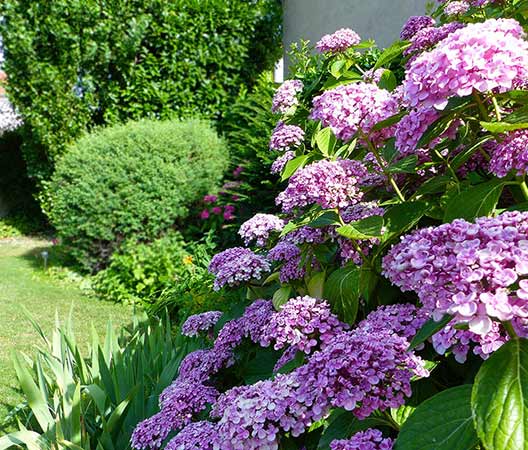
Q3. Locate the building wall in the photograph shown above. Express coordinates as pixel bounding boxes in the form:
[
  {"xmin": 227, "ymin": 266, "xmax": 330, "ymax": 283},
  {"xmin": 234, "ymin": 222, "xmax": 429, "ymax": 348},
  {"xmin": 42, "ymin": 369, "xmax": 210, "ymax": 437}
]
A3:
[{"xmin": 283, "ymin": 0, "xmax": 428, "ymax": 72}]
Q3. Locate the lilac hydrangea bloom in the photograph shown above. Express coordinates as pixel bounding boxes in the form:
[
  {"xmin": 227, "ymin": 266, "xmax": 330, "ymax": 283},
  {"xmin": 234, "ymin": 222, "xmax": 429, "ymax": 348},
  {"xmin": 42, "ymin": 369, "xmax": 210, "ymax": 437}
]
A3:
[
  {"xmin": 400, "ymin": 15, "xmax": 436, "ymax": 40},
  {"xmin": 239, "ymin": 214, "xmax": 285, "ymax": 247},
  {"xmin": 394, "ymin": 107, "xmax": 440, "ymax": 156},
  {"xmin": 295, "ymin": 328, "xmax": 428, "ymax": 419},
  {"xmin": 488, "ymin": 130, "xmax": 528, "ymax": 177},
  {"xmin": 269, "ymin": 121, "xmax": 305, "ymax": 151},
  {"xmin": 363, "ymin": 68, "xmax": 386, "ymax": 84},
  {"xmin": 165, "ymin": 421, "xmax": 218, "ymax": 450},
  {"xmin": 208, "ymin": 247, "xmax": 271, "ymax": 290},
  {"xmin": 316, "ymin": 28, "xmax": 361, "ymax": 53},
  {"xmin": 181, "ymin": 311, "xmax": 223, "ymax": 337},
  {"xmin": 268, "ymin": 241, "xmax": 307, "ymax": 283},
  {"xmin": 310, "ymin": 82, "xmax": 399, "ymax": 144},
  {"xmin": 260, "ymin": 296, "xmax": 348, "ymax": 353},
  {"xmin": 404, "ymin": 19, "xmax": 528, "ymax": 109},
  {"xmin": 276, "ymin": 159, "xmax": 368, "ymax": 213},
  {"xmin": 272, "ymin": 79, "xmax": 304, "ymax": 114},
  {"xmin": 331, "ymin": 429, "xmax": 394, "ymax": 450},
  {"xmin": 383, "ymin": 211, "xmax": 528, "ymax": 339},
  {"xmin": 444, "ymin": 1, "xmax": 470, "ymax": 15},
  {"xmin": 284, "ymin": 226, "xmax": 327, "ymax": 245},
  {"xmin": 271, "ymin": 151, "xmax": 295, "ymax": 175},
  {"xmin": 404, "ymin": 22, "xmax": 464, "ymax": 60}
]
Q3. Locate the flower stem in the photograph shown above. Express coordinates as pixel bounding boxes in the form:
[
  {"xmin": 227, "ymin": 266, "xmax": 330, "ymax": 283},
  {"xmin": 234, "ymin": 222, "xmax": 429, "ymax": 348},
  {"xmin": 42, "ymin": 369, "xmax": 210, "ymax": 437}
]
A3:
[
  {"xmin": 519, "ymin": 178, "xmax": 528, "ymax": 201},
  {"xmin": 503, "ymin": 321, "xmax": 518, "ymax": 339},
  {"xmin": 472, "ymin": 90, "xmax": 490, "ymax": 122},
  {"xmin": 491, "ymin": 95, "xmax": 502, "ymax": 122}
]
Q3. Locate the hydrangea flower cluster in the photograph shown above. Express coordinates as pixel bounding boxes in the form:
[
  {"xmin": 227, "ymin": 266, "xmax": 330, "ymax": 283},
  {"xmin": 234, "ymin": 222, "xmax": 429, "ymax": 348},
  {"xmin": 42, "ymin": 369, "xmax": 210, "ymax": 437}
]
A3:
[
  {"xmin": 165, "ymin": 421, "xmax": 217, "ymax": 450},
  {"xmin": 444, "ymin": 1, "xmax": 470, "ymax": 15},
  {"xmin": 404, "ymin": 19, "xmax": 528, "ymax": 109},
  {"xmin": 394, "ymin": 107, "xmax": 440, "ymax": 156},
  {"xmin": 330, "ymin": 429, "xmax": 394, "ymax": 450},
  {"xmin": 363, "ymin": 68, "xmax": 385, "ymax": 84},
  {"xmin": 260, "ymin": 296, "xmax": 348, "ymax": 353},
  {"xmin": 488, "ymin": 130, "xmax": 528, "ymax": 178},
  {"xmin": 404, "ymin": 22, "xmax": 464, "ymax": 60},
  {"xmin": 208, "ymin": 247, "xmax": 271, "ymax": 290},
  {"xmin": 0, "ymin": 97, "xmax": 22, "ymax": 136},
  {"xmin": 315, "ymin": 28, "xmax": 361, "ymax": 53},
  {"xmin": 238, "ymin": 213, "xmax": 285, "ymax": 247},
  {"xmin": 383, "ymin": 211, "xmax": 528, "ymax": 339},
  {"xmin": 181, "ymin": 311, "xmax": 223, "ymax": 337},
  {"xmin": 295, "ymin": 328, "xmax": 428, "ymax": 419},
  {"xmin": 271, "ymin": 79, "xmax": 304, "ymax": 114},
  {"xmin": 338, "ymin": 202, "xmax": 385, "ymax": 264},
  {"xmin": 276, "ymin": 159, "xmax": 368, "ymax": 213},
  {"xmin": 310, "ymin": 82, "xmax": 399, "ymax": 144},
  {"xmin": 284, "ymin": 226, "xmax": 327, "ymax": 245},
  {"xmin": 268, "ymin": 241, "xmax": 307, "ymax": 283},
  {"xmin": 271, "ymin": 151, "xmax": 295, "ymax": 175},
  {"xmin": 400, "ymin": 15, "xmax": 436, "ymax": 40},
  {"xmin": 269, "ymin": 121, "xmax": 305, "ymax": 151}
]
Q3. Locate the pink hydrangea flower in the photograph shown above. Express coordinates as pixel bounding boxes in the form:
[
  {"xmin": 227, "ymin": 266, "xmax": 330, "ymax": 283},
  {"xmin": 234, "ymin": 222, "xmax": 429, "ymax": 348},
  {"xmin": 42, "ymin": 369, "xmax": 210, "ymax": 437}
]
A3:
[
  {"xmin": 272, "ymin": 79, "xmax": 304, "ymax": 114},
  {"xmin": 403, "ymin": 19, "xmax": 528, "ymax": 109},
  {"xmin": 488, "ymin": 129, "xmax": 528, "ymax": 178},
  {"xmin": 316, "ymin": 28, "xmax": 361, "ymax": 53},
  {"xmin": 238, "ymin": 213, "xmax": 285, "ymax": 247},
  {"xmin": 269, "ymin": 121, "xmax": 305, "ymax": 151},
  {"xmin": 271, "ymin": 151, "xmax": 295, "ymax": 175},
  {"xmin": 400, "ymin": 15, "xmax": 436, "ymax": 41}
]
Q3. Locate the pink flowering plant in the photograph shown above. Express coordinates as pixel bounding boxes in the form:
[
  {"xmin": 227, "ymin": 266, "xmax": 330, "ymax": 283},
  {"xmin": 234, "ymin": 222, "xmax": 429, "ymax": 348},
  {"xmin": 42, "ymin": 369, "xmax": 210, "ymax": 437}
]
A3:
[{"xmin": 131, "ymin": 2, "xmax": 528, "ymax": 449}]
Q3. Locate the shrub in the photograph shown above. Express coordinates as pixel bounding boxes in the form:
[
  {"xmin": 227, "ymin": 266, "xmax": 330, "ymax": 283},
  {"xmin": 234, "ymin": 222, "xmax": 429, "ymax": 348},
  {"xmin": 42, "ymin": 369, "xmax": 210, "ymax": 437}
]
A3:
[
  {"xmin": 49, "ymin": 119, "xmax": 229, "ymax": 270},
  {"xmin": 0, "ymin": 0, "xmax": 282, "ymax": 184},
  {"xmin": 0, "ymin": 313, "xmax": 199, "ymax": 450},
  {"xmin": 132, "ymin": 4, "xmax": 528, "ymax": 450}
]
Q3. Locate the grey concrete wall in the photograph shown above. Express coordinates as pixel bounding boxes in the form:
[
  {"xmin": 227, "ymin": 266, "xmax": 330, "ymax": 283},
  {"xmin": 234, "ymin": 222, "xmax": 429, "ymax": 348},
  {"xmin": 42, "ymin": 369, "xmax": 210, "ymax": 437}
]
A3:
[{"xmin": 283, "ymin": 0, "xmax": 429, "ymax": 72}]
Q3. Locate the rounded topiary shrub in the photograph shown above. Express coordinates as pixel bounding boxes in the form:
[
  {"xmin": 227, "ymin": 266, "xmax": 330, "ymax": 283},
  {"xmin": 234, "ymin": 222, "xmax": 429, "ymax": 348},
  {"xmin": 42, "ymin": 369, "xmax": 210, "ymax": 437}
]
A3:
[{"xmin": 49, "ymin": 119, "xmax": 228, "ymax": 270}]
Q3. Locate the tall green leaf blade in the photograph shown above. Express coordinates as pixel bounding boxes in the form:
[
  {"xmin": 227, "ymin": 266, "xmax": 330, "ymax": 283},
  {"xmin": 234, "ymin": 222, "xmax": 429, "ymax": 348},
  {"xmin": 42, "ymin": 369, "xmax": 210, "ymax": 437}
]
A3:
[
  {"xmin": 324, "ymin": 266, "xmax": 361, "ymax": 323},
  {"xmin": 0, "ymin": 431, "xmax": 49, "ymax": 450},
  {"xmin": 472, "ymin": 338, "xmax": 528, "ymax": 450},
  {"xmin": 395, "ymin": 385, "xmax": 478, "ymax": 450}
]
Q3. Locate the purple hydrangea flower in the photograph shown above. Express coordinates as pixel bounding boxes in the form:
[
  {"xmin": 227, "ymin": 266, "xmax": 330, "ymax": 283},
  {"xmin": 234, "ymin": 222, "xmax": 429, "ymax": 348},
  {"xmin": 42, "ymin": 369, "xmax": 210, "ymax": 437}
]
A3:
[
  {"xmin": 488, "ymin": 129, "xmax": 528, "ymax": 178},
  {"xmin": 272, "ymin": 79, "xmax": 304, "ymax": 114},
  {"xmin": 268, "ymin": 241, "xmax": 308, "ymax": 283},
  {"xmin": 400, "ymin": 15, "xmax": 436, "ymax": 41},
  {"xmin": 404, "ymin": 22, "xmax": 464, "ymax": 60},
  {"xmin": 271, "ymin": 151, "xmax": 295, "ymax": 175},
  {"xmin": 316, "ymin": 28, "xmax": 361, "ymax": 53},
  {"xmin": 181, "ymin": 311, "xmax": 223, "ymax": 337},
  {"xmin": 383, "ymin": 211, "xmax": 528, "ymax": 340},
  {"xmin": 260, "ymin": 296, "xmax": 348, "ymax": 353},
  {"xmin": 363, "ymin": 68, "xmax": 386, "ymax": 84},
  {"xmin": 269, "ymin": 121, "xmax": 305, "ymax": 151},
  {"xmin": 444, "ymin": 1, "xmax": 470, "ymax": 15},
  {"xmin": 330, "ymin": 429, "xmax": 394, "ymax": 450},
  {"xmin": 208, "ymin": 247, "xmax": 271, "ymax": 290},
  {"xmin": 284, "ymin": 226, "xmax": 327, "ymax": 245},
  {"xmin": 404, "ymin": 19, "xmax": 528, "ymax": 109},
  {"xmin": 394, "ymin": 107, "xmax": 440, "ymax": 156},
  {"xmin": 239, "ymin": 214, "xmax": 285, "ymax": 247},
  {"xmin": 310, "ymin": 82, "xmax": 399, "ymax": 144},
  {"xmin": 276, "ymin": 159, "xmax": 368, "ymax": 213},
  {"xmin": 165, "ymin": 421, "xmax": 218, "ymax": 450}
]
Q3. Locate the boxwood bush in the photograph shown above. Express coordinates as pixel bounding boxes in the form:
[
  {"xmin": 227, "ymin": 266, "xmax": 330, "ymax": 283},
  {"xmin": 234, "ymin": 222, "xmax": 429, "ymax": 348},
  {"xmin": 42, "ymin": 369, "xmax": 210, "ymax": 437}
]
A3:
[{"xmin": 49, "ymin": 119, "xmax": 228, "ymax": 270}]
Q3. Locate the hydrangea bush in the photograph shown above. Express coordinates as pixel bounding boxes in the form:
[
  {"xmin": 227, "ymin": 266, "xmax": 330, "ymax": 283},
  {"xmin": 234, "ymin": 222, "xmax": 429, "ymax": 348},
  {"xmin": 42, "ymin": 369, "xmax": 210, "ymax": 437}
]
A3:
[{"xmin": 133, "ymin": 1, "xmax": 528, "ymax": 449}]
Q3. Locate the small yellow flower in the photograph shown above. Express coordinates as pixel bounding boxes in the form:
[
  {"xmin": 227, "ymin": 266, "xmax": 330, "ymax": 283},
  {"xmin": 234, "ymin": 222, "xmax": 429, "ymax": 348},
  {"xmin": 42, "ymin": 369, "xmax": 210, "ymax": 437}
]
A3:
[{"xmin": 183, "ymin": 255, "xmax": 193, "ymax": 265}]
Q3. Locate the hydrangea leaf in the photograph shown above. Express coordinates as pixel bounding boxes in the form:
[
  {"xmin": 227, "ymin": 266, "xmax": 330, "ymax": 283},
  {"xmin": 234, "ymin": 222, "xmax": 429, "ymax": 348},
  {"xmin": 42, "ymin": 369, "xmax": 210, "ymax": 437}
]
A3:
[
  {"xmin": 395, "ymin": 384, "xmax": 478, "ymax": 450},
  {"xmin": 472, "ymin": 338, "xmax": 528, "ymax": 450},
  {"xmin": 272, "ymin": 286, "xmax": 292, "ymax": 310},
  {"xmin": 443, "ymin": 179, "xmax": 505, "ymax": 222},
  {"xmin": 481, "ymin": 121, "xmax": 528, "ymax": 133},
  {"xmin": 281, "ymin": 154, "xmax": 311, "ymax": 181},
  {"xmin": 373, "ymin": 40, "xmax": 411, "ymax": 69},
  {"xmin": 323, "ymin": 265, "xmax": 360, "ymax": 323},
  {"xmin": 408, "ymin": 314, "xmax": 452, "ymax": 350},
  {"xmin": 315, "ymin": 127, "xmax": 337, "ymax": 157},
  {"xmin": 336, "ymin": 215, "xmax": 384, "ymax": 240}
]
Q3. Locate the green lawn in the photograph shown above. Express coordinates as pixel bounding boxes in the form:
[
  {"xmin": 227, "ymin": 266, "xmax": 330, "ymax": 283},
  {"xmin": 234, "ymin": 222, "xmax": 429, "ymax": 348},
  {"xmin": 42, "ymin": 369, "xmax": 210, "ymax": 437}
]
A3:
[{"xmin": 0, "ymin": 238, "xmax": 134, "ymax": 432}]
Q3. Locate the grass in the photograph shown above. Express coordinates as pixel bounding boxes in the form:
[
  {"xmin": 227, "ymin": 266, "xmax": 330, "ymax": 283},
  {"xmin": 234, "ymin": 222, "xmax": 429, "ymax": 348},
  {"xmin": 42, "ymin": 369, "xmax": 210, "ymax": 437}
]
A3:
[{"xmin": 0, "ymin": 237, "xmax": 134, "ymax": 432}]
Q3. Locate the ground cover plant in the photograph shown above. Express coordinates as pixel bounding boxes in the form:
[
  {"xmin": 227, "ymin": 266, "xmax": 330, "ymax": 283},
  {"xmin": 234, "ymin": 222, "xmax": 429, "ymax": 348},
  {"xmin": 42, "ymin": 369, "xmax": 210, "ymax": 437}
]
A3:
[{"xmin": 120, "ymin": 1, "xmax": 528, "ymax": 449}]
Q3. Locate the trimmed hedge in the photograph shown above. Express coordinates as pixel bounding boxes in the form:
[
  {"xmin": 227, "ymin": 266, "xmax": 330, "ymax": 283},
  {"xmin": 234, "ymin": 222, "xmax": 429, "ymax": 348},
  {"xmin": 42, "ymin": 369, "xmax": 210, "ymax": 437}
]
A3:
[
  {"xmin": 0, "ymin": 0, "xmax": 282, "ymax": 183},
  {"xmin": 49, "ymin": 119, "xmax": 228, "ymax": 270}
]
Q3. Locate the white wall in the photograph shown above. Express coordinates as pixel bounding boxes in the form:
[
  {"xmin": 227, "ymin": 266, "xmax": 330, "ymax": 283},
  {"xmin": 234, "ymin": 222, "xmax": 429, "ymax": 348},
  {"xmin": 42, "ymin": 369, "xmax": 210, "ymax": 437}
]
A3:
[{"xmin": 283, "ymin": 0, "xmax": 429, "ymax": 73}]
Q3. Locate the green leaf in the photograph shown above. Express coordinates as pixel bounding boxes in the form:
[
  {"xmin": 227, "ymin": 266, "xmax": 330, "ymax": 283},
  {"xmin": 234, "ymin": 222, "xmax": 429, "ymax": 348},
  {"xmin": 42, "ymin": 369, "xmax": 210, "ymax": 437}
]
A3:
[
  {"xmin": 324, "ymin": 266, "xmax": 360, "ymax": 323},
  {"xmin": 417, "ymin": 116, "xmax": 454, "ymax": 148},
  {"xmin": 330, "ymin": 60, "xmax": 347, "ymax": 79},
  {"xmin": 276, "ymin": 350, "xmax": 306, "ymax": 374},
  {"xmin": 380, "ymin": 201, "xmax": 429, "ymax": 244},
  {"xmin": 378, "ymin": 69, "xmax": 397, "ymax": 91},
  {"xmin": 315, "ymin": 127, "xmax": 337, "ymax": 157},
  {"xmin": 450, "ymin": 136, "xmax": 494, "ymax": 170},
  {"xmin": 0, "ymin": 431, "xmax": 48, "ymax": 450},
  {"xmin": 307, "ymin": 271, "xmax": 326, "ymax": 298},
  {"xmin": 281, "ymin": 154, "xmax": 310, "ymax": 181},
  {"xmin": 336, "ymin": 215, "xmax": 384, "ymax": 240},
  {"xmin": 415, "ymin": 175, "xmax": 452, "ymax": 196},
  {"xmin": 272, "ymin": 286, "xmax": 292, "ymax": 310},
  {"xmin": 308, "ymin": 210, "xmax": 340, "ymax": 228},
  {"xmin": 318, "ymin": 409, "xmax": 391, "ymax": 449},
  {"xmin": 472, "ymin": 338, "xmax": 528, "ymax": 450},
  {"xmin": 395, "ymin": 385, "xmax": 478, "ymax": 450},
  {"xmin": 372, "ymin": 113, "xmax": 406, "ymax": 133},
  {"xmin": 381, "ymin": 138, "xmax": 398, "ymax": 163},
  {"xmin": 388, "ymin": 155, "xmax": 418, "ymax": 173},
  {"xmin": 481, "ymin": 121, "xmax": 528, "ymax": 133},
  {"xmin": 443, "ymin": 179, "xmax": 505, "ymax": 222},
  {"xmin": 408, "ymin": 315, "xmax": 452, "ymax": 350},
  {"xmin": 374, "ymin": 41, "xmax": 411, "ymax": 69}
]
